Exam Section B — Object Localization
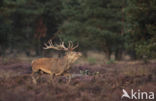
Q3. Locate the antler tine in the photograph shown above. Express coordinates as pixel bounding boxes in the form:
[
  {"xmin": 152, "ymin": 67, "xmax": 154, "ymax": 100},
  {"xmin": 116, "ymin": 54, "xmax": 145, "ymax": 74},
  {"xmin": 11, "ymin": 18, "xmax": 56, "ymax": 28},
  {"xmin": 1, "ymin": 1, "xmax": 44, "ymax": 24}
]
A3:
[
  {"xmin": 60, "ymin": 40, "xmax": 65, "ymax": 46},
  {"xmin": 68, "ymin": 41, "xmax": 73, "ymax": 48},
  {"xmin": 43, "ymin": 40, "xmax": 53, "ymax": 49},
  {"xmin": 70, "ymin": 41, "xmax": 73, "ymax": 48},
  {"xmin": 43, "ymin": 40, "xmax": 61, "ymax": 50},
  {"xmin": 56, "ymin": 40, "xmax": 68, "ymax": 51},
  {"xmin": 68, "ymin": 41, "xmax": 71, "ymax": 48},
  {"xmin": 72, "ymin": 42, "xmax": 79, "ymax": 50},
  {"xmin": 67, "ymin": 41, "xmax": 79, "ymax": 51},
  {"xmin": 43, "ymin": 43, "xmax": 48, "ymax": 49},
  {"xmin": 49, "ymin": 40, "xmax": 53, "ymax": 45},
  {"xmin": 60, "ymin": 41, "xmax": 65, "ymax": 48}
]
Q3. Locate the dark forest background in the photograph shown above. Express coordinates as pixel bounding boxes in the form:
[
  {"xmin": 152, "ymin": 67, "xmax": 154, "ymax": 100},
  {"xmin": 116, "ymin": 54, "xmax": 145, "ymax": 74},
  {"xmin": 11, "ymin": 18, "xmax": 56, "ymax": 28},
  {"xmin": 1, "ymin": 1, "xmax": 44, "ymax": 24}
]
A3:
[{"xmin": 0, "ymin": 0, "xmax": 156, "ymax": 60}]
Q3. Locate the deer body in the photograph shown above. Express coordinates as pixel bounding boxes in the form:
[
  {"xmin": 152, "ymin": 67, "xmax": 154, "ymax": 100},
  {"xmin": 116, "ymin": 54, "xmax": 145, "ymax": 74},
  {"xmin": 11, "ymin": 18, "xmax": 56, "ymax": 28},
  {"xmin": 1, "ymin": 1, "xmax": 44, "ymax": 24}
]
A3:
[
  {"xmin": 32, "ymin": 58, "xmax": 67, "ymax": 75},
  {"xmin": 32, "ymin": 52, "xmax": 81, "ymax": 76},
  {"xmin": 31, "ymin": 40, "xmax": 82, "ymax": 84}
]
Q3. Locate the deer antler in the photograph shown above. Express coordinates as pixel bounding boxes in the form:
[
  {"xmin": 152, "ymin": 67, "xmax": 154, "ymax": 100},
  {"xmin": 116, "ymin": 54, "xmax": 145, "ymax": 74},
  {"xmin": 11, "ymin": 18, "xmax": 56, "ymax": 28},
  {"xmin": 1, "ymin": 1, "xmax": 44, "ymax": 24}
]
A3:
[
  {"xmin": 43, "ymin": 40, "xmax": 68, "ymax": 51},
  {"xmin": 68, "ymin": 41, "xmax": 79, "ymax": 51},
  {"xmin": 43, "ymin": 40, "xmax": 79, "ymax": 51}
]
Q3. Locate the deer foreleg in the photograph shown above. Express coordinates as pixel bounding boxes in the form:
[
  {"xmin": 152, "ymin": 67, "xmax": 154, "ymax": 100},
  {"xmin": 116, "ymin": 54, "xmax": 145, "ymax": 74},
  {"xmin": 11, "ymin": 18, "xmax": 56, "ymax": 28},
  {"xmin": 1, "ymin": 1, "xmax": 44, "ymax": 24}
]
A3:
[
  {"xmin": 63, "ymin": 73, "xmax": 72, "ymax": 84},
  {"xmin": 49, "ymin": 73, "xmax": 55, "ymax": 84},
  {"xmin": 55, "ymin": 71, "xmax": 64, "ymax": 76}
]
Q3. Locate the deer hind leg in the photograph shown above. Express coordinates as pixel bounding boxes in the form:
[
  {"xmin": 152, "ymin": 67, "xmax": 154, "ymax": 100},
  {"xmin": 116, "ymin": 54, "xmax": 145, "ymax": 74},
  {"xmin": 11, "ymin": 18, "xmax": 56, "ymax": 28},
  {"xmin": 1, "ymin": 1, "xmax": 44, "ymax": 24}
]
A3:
[
  {"xmin": 31, "ymin": 72, "xmax": 37, "ymax": 84},
  {"xmin": 31, "ymin": 67, "xmax": 39, "ymax": 84}
]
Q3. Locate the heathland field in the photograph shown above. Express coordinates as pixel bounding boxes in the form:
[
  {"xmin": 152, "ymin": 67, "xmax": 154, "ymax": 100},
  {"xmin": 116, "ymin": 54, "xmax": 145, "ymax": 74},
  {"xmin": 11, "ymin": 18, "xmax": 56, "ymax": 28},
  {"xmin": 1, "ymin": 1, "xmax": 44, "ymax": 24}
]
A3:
[{"xmin": 0, "ymin": 56, "xmax": 155, "ymax": 101}]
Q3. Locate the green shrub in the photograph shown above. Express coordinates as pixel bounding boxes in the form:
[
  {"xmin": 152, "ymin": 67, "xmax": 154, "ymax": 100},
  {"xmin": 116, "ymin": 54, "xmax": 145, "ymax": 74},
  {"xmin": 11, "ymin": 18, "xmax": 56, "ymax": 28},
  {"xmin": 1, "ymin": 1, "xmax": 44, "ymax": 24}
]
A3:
[
  {"xmin": 87, "ymin": 57, "xmax": 97, "ymax": 64},
  {"xmin": 106, "ymin": 59, "xmax": 115, "ymax": 64}
]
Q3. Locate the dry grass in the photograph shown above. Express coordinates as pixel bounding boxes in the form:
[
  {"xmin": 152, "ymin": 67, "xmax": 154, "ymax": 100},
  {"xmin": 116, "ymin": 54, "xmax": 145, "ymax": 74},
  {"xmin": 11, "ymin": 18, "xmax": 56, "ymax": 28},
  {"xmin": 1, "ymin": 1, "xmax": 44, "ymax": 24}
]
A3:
[
  {"xmin": 0, "ymin": 52, "xmax": 155, "ymax": 101},
  {"xmin": 0, "ymin": 56, "xmax": 156, "ymax": 101}
]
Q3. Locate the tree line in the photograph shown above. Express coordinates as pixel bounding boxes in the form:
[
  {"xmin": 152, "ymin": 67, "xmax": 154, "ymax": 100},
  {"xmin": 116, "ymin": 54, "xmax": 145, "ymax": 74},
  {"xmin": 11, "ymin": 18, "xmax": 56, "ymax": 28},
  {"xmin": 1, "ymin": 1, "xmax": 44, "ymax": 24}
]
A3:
[{"xmin": 0, "ymin": 0, "xmax": 155, "ymax": 60}]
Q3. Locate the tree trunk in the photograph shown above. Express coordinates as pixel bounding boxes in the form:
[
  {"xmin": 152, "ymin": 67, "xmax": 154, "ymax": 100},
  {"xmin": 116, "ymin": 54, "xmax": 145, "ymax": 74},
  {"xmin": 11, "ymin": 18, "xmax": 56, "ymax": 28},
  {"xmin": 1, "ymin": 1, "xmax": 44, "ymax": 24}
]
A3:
[
  {"xmin": 105, "ymin": 49, "xmax": 111, "ymax": 60},
  {"xmin": 115, "ymin": 49, "xmax": 122, "ymax": 60},
  {"xmin": 129, "ymin": 50, "xmax": 137, "ymax": 60}
]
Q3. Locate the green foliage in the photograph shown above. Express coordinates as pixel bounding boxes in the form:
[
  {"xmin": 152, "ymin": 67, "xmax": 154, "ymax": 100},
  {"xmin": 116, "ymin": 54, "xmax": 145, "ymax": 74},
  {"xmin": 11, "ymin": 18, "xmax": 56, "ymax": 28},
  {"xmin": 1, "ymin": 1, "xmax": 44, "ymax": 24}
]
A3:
[
  {"xmin": 106, "ymin": 58, "xmax": 115, "ymax": 64},
  {"xmin": 125, "ymin": 0, "xmax": 156, "ymax": 59},
  {"xmin": 0, "ymin": 0, "xmax": 155, "ymax": 60},
  {"xmin": 87, "ymin": 57, "xmax": 97, "ymax": 64},
  {"xmin": 59, "ymin": 0, "xmax": 125, "ymax": 59},
  {"xmin": 0, "ymin": 15, "xmax": 12, "ymax": 54},
  {"xmin": 0, "ymin": 0, "xmax": 63, "ymax": 56}
]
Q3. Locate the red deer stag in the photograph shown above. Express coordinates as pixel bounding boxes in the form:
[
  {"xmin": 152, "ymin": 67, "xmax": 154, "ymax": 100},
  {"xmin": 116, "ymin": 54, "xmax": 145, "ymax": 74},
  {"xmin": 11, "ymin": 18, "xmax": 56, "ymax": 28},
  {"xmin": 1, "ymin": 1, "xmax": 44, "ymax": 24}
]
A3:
[{"xmin": 31, "ymin": 40, "xmax": 82, "ymax": 84}]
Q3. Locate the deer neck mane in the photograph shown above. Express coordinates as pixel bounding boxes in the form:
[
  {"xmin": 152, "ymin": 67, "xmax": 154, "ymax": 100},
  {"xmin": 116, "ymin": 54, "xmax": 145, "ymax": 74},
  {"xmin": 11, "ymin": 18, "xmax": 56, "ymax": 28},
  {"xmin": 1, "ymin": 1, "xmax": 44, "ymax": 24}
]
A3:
[
  {"xmin": 62, "ymin": 53, "xmax": 77, "ymax": 70},
  {"xmin": 66, "ymin": 54, "xmax": 77, "ymax": 63}
]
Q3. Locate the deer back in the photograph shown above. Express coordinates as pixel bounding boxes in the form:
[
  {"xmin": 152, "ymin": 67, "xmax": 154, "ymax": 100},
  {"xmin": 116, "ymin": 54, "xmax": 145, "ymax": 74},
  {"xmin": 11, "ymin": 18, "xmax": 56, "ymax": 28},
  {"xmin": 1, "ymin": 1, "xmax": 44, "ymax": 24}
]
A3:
[{"xmin": 32, "ymin": 57, "xmax": 69, "ymax": 74}]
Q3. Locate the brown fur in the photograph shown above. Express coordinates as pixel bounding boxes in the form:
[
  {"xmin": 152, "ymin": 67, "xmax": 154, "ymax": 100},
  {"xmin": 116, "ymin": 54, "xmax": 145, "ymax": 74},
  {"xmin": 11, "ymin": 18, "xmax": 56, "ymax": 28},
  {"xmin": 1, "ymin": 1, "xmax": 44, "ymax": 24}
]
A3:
[{"xmin": 31, "ymin": 51, "xmax": 82, "ymax": 83}]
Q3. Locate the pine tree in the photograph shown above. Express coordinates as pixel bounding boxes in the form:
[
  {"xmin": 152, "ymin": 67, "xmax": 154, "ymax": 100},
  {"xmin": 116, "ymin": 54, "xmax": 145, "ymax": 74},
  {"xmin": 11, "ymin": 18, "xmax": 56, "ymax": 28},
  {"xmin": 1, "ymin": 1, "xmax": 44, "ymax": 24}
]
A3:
[
  {"xmin": 59, "ymin": 0, "xmax": 124, "ymax": 59},
  {"xmin": 125, "ymin": 0, "xmax": 156, "ymax": 59},
  {"xmin": 0, "ymin": 0, "xmax": 63, "ymax": 56}
]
